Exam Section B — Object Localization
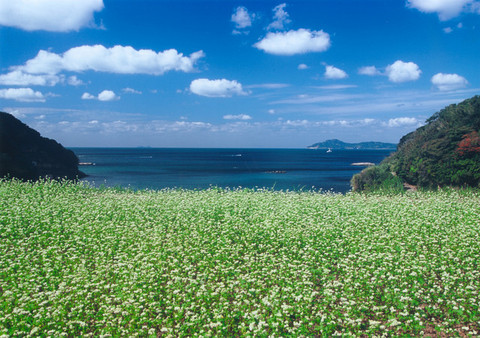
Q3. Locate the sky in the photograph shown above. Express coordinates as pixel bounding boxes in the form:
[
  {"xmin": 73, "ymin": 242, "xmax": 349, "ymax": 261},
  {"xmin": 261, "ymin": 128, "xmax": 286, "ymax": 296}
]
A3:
[{"xmin": 1, "ymin": 0, "xmax": 479, "ymax": 148}]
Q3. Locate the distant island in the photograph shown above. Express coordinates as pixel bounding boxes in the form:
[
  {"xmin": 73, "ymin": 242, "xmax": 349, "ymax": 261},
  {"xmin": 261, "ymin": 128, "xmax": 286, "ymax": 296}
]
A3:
[
  {"xmin": 308, "ymin": 139, "xmax": 397, "ymax": 150},
  {"xmin": 0, "ymin": 112, "xmax": 85, "ymax": 181}
]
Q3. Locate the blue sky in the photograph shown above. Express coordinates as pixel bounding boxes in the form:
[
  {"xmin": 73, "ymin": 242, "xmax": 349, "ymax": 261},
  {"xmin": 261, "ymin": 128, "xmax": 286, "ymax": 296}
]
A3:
[{"xmin": 1, "ymin": 0, "xmax": 479, "ymax": 147}]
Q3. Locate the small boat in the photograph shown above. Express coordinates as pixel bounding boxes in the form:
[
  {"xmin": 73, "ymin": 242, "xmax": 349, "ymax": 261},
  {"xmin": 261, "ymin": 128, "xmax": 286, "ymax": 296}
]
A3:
[
  {"xmin": 351, "ymin": 162, "xmax": 375, "ymax": 167},
  {"xmin": 326, "ymin": 148, "xmax": 332, "ymax": 153}
]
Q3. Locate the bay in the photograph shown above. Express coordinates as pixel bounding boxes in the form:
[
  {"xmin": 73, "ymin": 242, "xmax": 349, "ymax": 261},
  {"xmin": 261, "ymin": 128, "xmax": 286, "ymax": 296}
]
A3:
[{"xmin": 71, "ymin": 148, "xmax": 393, "ymax": 193}]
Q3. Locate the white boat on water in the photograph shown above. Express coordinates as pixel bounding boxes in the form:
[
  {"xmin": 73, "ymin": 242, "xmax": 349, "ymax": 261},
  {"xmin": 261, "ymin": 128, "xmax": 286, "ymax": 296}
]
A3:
[{"xmin": 326, "ymin": 148, "xmax": 332, "ymax": 153}]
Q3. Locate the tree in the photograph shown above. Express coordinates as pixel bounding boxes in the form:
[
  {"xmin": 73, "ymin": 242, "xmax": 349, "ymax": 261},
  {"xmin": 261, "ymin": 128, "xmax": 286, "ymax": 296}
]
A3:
[{"xmin": 456, "ymin": 131, "xmax": 480, "ymax": 157}]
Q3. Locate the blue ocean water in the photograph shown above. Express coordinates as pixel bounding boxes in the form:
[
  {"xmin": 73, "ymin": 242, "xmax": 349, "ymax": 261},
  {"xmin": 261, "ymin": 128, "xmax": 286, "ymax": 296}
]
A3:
[{"xmin": 71, "ymin": 148, "xmax": 393, "ymax": 193}]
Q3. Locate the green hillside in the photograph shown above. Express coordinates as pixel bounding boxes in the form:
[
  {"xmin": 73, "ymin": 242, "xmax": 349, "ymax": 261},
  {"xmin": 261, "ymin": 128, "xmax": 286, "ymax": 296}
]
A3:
[
  {"xmin": 0, "ymin": 112, "xmax": 85, "ymax": 181},
  {"xmin": 352, "ymin": 95, "xmax": 480, "ymax": 192}
]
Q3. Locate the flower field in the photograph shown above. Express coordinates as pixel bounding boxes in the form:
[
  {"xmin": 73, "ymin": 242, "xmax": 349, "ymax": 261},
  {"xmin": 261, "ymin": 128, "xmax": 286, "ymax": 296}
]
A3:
[{"xmin": 1, "ymin": 179, "xmax": 479, "ymax": 336}]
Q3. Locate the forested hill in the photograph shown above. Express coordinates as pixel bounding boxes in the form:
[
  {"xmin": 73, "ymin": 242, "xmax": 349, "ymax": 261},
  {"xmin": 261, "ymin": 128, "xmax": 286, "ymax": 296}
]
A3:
[
  {"xmin": 351, "ymin": 95, "xmax": 480, "ymax": 191},
  {"xmin": 0, "ymin": 112, "xmax": 85, "ymax": 181}
]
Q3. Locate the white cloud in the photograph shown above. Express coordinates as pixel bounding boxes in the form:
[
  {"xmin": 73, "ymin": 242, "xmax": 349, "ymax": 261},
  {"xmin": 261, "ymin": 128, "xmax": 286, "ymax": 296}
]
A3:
[
  {"xmin": 360, "ymin": 118, "xmax": 376, "ymax": 125},
  {"xmin": 98, "ymin": 90, "xmax": 118, "ymax": 101},
  {"xmin": 67, "ymin": 75, "xmax": 84, "ymax": 86},
  {"xmin": 324, "ymin": 65, "xmax": 348, "ymax": 79},
  {"xmin": 0, "ymin": 0, "xmax": 104, "ymax": 32},
  {"xmin": 0, "ymin": 87, "xmax": 45, "ymax": 102},
  {"xmin": 15, "ymin": 45, "xmax": 205, "ymax": 75},
  {"xmin": 223, "ymin": 114, "xmax": 252, "ymax": 120},
  {"xmin": 82, "ymin": 90, "xmax": 118, "ymax": 101},
  {"xmin": 81, "ymin": 92, "xmax": 95, "ymax": 100},
  {"xmin": 254, "ymin": 29, "xmax": 331, "ymax": 55},
  {"xmin": 406, "ymin": 0, "xmax": 473, "ymax": 20},
  {"xmin": 386, "ymin": 117, "xmax": 420, "ymax": 127},
  {"xmin": 231, "ymin": 6, "xmax": 254, "ymax": 29},
  {"xmin": 190, "ymin": 78, "xmax": 247, "ymax": 97},
  {"xmin": 0, "ymin": 70, "xmax": 61, "ymax": 86},
  {"xmin": 443, "ymin": 27, "xmax": 453, "ymax": 33},
  {"xmin": 298, "ymin": 63, "xmax": 309, "ymax": 70},
  {"xmin": 123, "ymin": 87, "xmax": 142, "ymax": 94},
  {"xmin": 431, "ymin": 73, "xmax": 468, "ymax": 91},
  {"xmin": 358, "ymin": 65, "xmax": 382, "ymax": 76},
  {"xmin": 267, "ymin": 3, "xmax": 291, "ymax": 30},
  {"xmin": 385, "ymin": 60, "xmax": 422, "ymax": 83}
]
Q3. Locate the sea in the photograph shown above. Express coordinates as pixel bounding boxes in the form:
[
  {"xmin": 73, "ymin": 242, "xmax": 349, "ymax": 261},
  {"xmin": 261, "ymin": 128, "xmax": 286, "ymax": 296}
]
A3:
[{"xmin": 70, "ymin": 148, "xmax": 394, "ymax": 194}]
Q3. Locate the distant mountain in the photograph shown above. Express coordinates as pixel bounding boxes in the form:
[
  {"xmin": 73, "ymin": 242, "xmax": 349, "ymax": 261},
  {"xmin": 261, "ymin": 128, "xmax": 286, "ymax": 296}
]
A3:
[
  {"xmin": 351, "ymin": 95, "xmax": 480, "ymax": 192},
  {"xmin": 308, "ymin": 139, "xmax": 397, "ymax": 150},
  {"xmin": 0, "ymin": 112, "xmax": 85, "ymax": 181}
]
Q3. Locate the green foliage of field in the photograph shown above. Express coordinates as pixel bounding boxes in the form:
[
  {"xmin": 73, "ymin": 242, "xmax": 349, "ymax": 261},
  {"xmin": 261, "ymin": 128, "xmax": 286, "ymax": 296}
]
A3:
[{"xmin": 1, "ymin": 180, "xmax": 479, "ymax": 336}]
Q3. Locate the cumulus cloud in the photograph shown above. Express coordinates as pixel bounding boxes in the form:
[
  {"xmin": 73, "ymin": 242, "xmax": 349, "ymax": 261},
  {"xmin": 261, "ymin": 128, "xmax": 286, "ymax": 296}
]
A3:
[
  {"xmin": 385, "ymin": 60, "xmax": 422, "ymax": 83},
  {"xmin": 267, "ymin": 3, "xmax": 291, "ymax": 30},
  {"xmin": 0, "ymin": 0, "xmax": 104, "ymax": 32},
  {"xmin": 223, "ymin": 114, "xmax": 252, "ymax": 120},
  {"xmin": 298, "ymin": 63, "xmax": 309, "ymax": 70},
  {"xmin": 14, "ymin": 45, "xmax": 205, "ymax": 76},
  {"xmin": 254, "ymin": 29, "xmax": 330, "ymax": 55},
  {"xmin": 98, "ymin": 90, "xmax": 118, "ymax": 101},
  {"xmin": 82, "ymin": 90, "xmax": 119, "ymax": 101},
  {"xmin": 0, "ymin": 87, "xmax": 45, "ymax": 102},
  {"xmin": 386, "ymin": 117, "xmax": 420, "ymax": 127},
  {"xmin": 0, "ymin": 70, "xmax": 61, "ymax": 86},
  {"xmin": 67, "ymin": 75, "xmax": 84, "ymax": 86},
  {"xmin": 358, "ymin": 65, "xmax": 382, "ymax": 76},
  {"xmin": 324, "ymin": 65, "xmax": 348, "ymax": 79},
  {"xmin": 231, "ymin": 6, "xmax": 254, "ymax": 30},
  {"xmin": 190, "ymin": 78, "xmax": 247, "ymax": 97},
  {"xmin": 431, "ymin": 73, "xmax": 468, "ymax": 91},
  {"xmin": 406, "ymin": 0, "xmax": 474, "ymax": 20},
  {"xmin": 81, "ymin": 93, "xmax": 95, "ymax": 100}
]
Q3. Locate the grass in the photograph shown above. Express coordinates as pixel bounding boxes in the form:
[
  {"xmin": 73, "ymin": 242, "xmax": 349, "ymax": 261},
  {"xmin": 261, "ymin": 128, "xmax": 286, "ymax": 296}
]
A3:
[{"xmin": 1, "ymin": 179, "xmax": 479, "ymax": 336}]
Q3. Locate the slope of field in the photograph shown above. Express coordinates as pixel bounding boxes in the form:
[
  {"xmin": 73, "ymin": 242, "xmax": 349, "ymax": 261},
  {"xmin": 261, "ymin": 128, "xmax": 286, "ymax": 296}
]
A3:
[{"xmin": 1, "ymin": 180, "xmax": 479, "ymax": 336}]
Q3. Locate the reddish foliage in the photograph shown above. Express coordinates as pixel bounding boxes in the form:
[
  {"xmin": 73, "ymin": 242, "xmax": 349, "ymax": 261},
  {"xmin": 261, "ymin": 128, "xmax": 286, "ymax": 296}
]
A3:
[{"xmin": 456, "ymin": 131, "xmax": 480, "ymax": 156}]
